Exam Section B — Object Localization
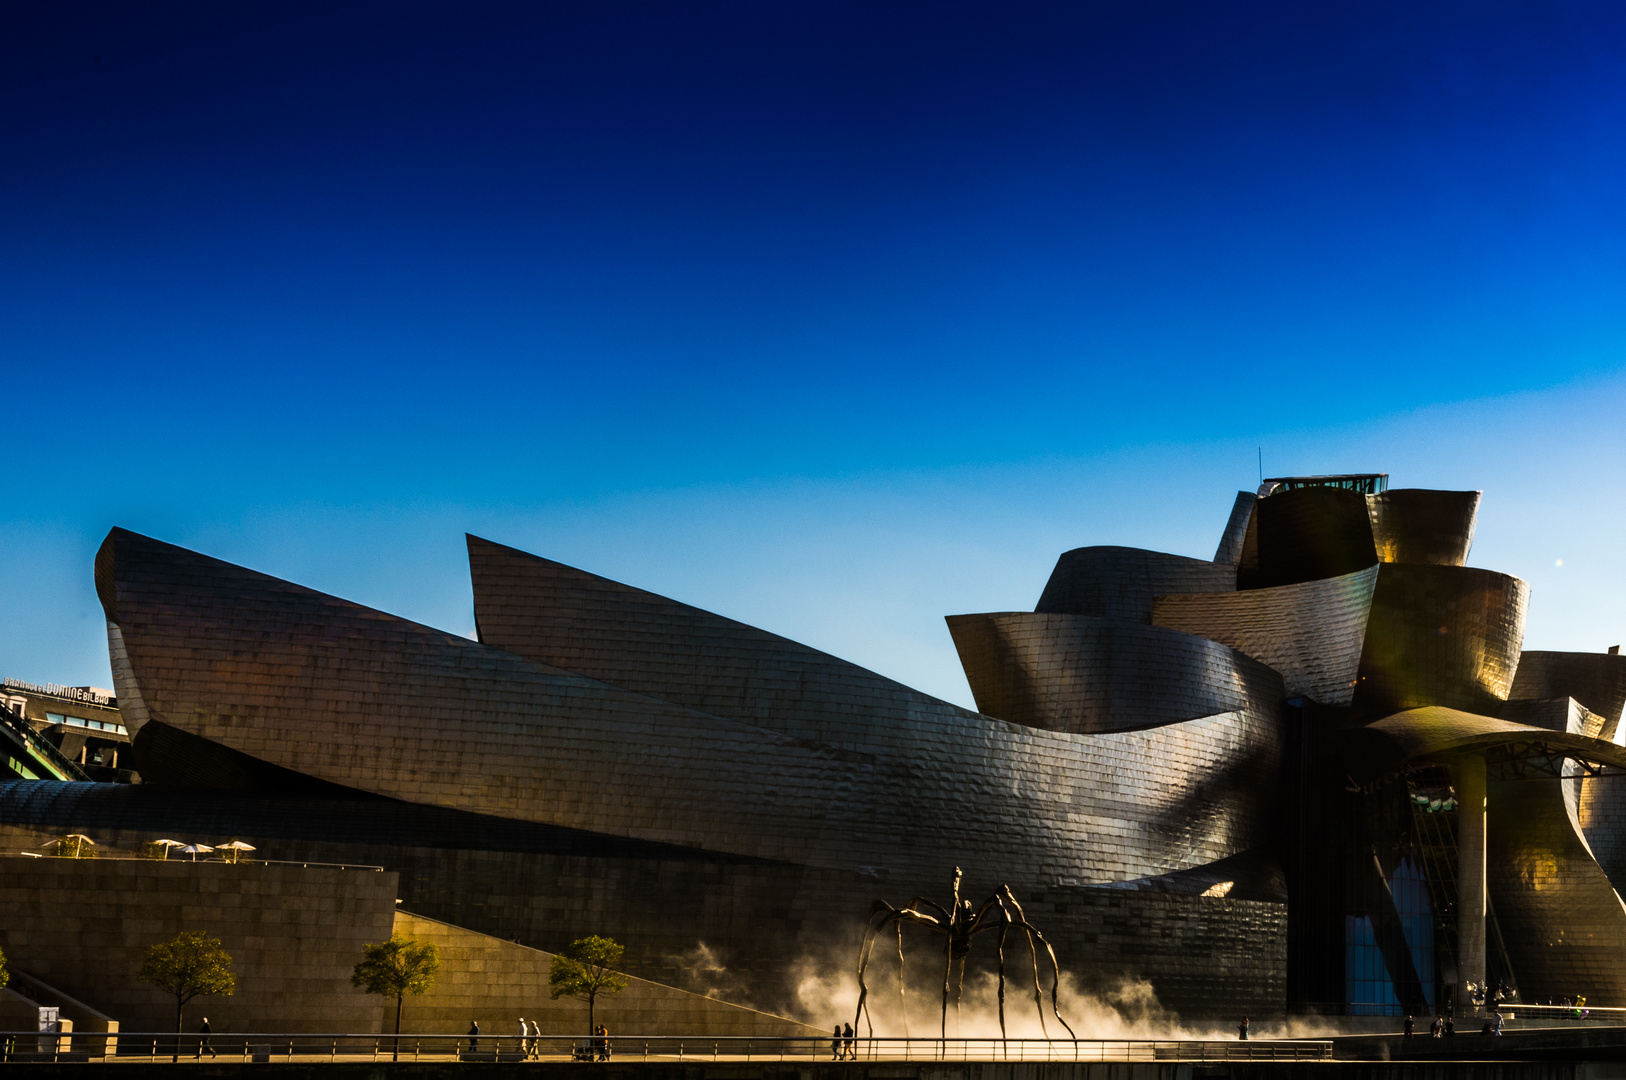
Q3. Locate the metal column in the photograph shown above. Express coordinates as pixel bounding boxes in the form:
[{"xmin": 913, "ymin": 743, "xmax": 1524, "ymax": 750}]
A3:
[{"xmin": 1455, "ymin": 752, "xmax": 1487, "ymax": 1014}]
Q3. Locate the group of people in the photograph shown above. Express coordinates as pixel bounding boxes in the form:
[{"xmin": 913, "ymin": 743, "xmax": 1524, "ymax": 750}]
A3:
[
  {"xmin": 830, "ymin": 1023, "xmax": 857, "ymax": 1059},
  {"xmin": 502, "ymin": 1018, "xmax": 610, "ymax": 1060},
  {"xmin": 1402, "ymin": 1012, "xmax": 1504, "ymax": 1038},
  {"xmin": 1401, "ymin": 1014, "xmax": 1459, "ymax": 1038}
]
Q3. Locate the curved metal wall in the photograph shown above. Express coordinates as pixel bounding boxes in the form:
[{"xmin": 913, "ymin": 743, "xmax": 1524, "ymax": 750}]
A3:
[
  {"xmin": 1033, "ymin": 546, "xmax": 1235, "ymax": 623},
  {"xmin": 1213, "ymin": 492, "xmax": 1256, "ymax": 565},
  {"xmin": 97, "ymin": 528, "xmax": 1286, "ymax": 890},
  {"xmin": 1238, "ymin": 486, "xmax": 1377, "ymax": 590},
  {"xmin": 1488, "ymin": 776, "xmax": 1626, "ymax": 1004},
  {"xmin": 944, "ymin": 612, "xmax": 1284, "ymax": 734},
  {"xmin": 1366, "ymin": 489, "xmax": 1479, "ymax": 567},
  {"xmin": 1511, "ymin": 651, "xmax": 1626, "ymax": 729},
  {"xmin": 1151, "ymin": 566, "xmax": 1378, "ymax": 707},
  {"xmin": 1576, "ymin": 773, "xmax": 1626, "ymax": 904},
  {"xmin": 1351, "ymin": 564, "xmax": 1528, "ymax": 718}
]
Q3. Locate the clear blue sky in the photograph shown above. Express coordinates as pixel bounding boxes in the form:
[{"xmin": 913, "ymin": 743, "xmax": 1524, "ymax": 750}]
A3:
[{"xmin": 5, "ymin": 1, "xmax": 1626, "ymax": 708}]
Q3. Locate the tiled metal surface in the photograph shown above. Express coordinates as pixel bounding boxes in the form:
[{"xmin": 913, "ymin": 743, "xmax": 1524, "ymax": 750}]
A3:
[
  {"xmin": 1501, "ymin": 697, "xmax": 1610, "ymax": 741},
  {"xmin": 1213, "ymin": 492, "xmax": 1256, "ymax": 565},
  {"xmin": 1366, "ymin": 489, "xmax": 1480, "ymax": 567},
  {"xmin": 1151, "ymin": 566, "xmax": 1378, "ymax": 707},
  {"xmin": 1576, "ymin": 771, "xmax": 1626, "ymax": 903},
  {"xmin": 1511, "ymin": 651, "xmax": 1626, "ymax": 729},
  {"xmin": 99, "ymin": 528, "xmax": 1284, "ymax": 891},
  {"xmin": 0, "ymin": 782, "xmax": 1286, "ymax": 1021},
  {"xmin": 1488, "ymin": 777, "xmax": 1626, "ymax": 1003},
  {"xmin": 1031, "ymin": 546, "xmax": 1235, "ymax": 623},
  {"xmin": 944, "ymin": 611, "xmax": 1284, "ymax": 734},
  {"xmin": 1351, "ymin": 565, "xmax": 1528, "ymax": 718},
  {"xmin": 1238, "ymin": 486, "xmax": 1377, "ymax": 590}
]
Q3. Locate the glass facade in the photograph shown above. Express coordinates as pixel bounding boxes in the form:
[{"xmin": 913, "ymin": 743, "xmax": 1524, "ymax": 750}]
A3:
[{"xmin": 1345, "ymin": 857, "xmax": 1435, "ymax": 1016}]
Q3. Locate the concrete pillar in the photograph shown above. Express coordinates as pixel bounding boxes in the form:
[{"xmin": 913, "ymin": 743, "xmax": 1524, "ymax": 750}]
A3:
[{"xmin": 1456, "ymin": 752, "xmax": 1487, "ymax": 1015}]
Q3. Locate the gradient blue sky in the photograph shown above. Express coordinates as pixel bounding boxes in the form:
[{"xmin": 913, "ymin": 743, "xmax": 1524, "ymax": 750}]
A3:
[{"xmin": 5, "ymin": 1, "xmax": 1626, "ymax": 708}]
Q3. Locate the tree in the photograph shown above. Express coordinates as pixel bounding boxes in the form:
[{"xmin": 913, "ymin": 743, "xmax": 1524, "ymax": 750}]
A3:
[
  {"xmin": 549, "ymin": 936, "xmax": 629, "ymax": 1035},
  {"xmin": 0, "ymin": 944, "xmax": 10, "ymax": 990},
  {"xmin": 52, "ymin": 834, "xmax": 97, "ymax": 858},
  {"xmin": 351, "ymin": 935, "xmax": 440, "ymax": 1060},
  {"xmin": 136, "ymin": 932, "xmax": 236, "ymax": 1060}
]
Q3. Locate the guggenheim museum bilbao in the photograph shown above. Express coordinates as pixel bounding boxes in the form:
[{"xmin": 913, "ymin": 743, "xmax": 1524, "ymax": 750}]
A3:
[{"xmin": 6, "ymin": 471, "xmax": 1626, "ymax": 1026}]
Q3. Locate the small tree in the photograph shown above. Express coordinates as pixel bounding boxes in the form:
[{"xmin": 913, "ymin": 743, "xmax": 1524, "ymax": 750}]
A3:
[
  {"xmin": 0, "ymin": 944, "xmax": 10, "ymax": 990},
  {"xmin": 549, "ymin": 936, "xmax": 629, "ymax": 1035},
  {"xmin": 136, "ymin": 932, "xmax": 236, "ymax": 1060},
  {"xmin": 351, "ymin": 935, "xmax": 440, "ymax": 1059},
  {"xmin": 52, "ymin": 834, "xmax": 97, "ymax": 858}
]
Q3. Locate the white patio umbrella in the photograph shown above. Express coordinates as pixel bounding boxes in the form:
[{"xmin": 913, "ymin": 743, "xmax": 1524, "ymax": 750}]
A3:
[
  {"xmin": 150, "ymin": 839, "xmax": 185, "ymax": 860},
  {"xmin": 217, "ymin": 840, "xmax": 256, "ymax": 863},
  {"xmin": 180, "ymin": 843, "xmax": 214, "ymax": 862}
]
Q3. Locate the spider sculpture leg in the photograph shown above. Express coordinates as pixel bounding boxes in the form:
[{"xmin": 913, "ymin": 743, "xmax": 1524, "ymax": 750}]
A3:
[
  {"xmin": 895, "ymin": 920, "xmax": 910, "ymax": 1039},
  {"xmin": 1000, "ymin": 888, "xmax": 1076, "ymax": 1039},
  {"xmin": 960, "ymin": 896, "xmax": 1007, "ymax": 1040},
  {"xmin": 940, "ymin": 870, "xmax": 964, "ymax": 1040},
  {"xmin": 856, "ymin": 902, "xmax": 947, "ymax": 1037},
  {"xmin": 1013, "ymin": 920, "xmax": 1077, "ymax": 1040},
  {"xmin": 855, "ymin": 904, "xmax": 903, "ymax": 1037},
  {"xmin": 994, "ymin": 904, "xmax": 1010, "ymax": 1041}
]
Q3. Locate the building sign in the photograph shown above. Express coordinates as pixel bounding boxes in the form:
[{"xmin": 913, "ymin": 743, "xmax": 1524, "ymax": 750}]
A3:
[{"xmin": 2, "ymin": 678, "xmax": 114, "ymax": 707}]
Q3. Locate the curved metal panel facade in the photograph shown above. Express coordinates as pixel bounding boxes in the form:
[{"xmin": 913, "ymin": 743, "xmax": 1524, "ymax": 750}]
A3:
[
  {"xmin": 469, "ymin": 534, "xmax": 976, "ymax": 746},
  {"xmin": 1577, "ymin": 772, "xmax": 1626, "ymax": 903},
  {"xmin": 1489, "ymin": 776, "xmax": 1626, "ymax": 1003},
  {"xmin": 1151, "ymin": 566, "xmax": 1377, "ymax": 707},
  {"xmin": 98, "ymin": 528, "xmax": 1285, "ymax": 891},
  {"xmin": 1366, "ymin": 489, "xmax": 1480, "ymax": 567},
  {"xmin": 1351, "ymin": 564, "xmax": 1529, "ymax": 718},
  {"xmin": 1238, "ymin": 486, "xmax": 1377, "ymax": 591},
  {"xmin": 1511, "ymin": 651, "xmax": 1626, "ymax": 729},
  {"xmin": 1033, "ymin": 546, "xmax": 1235, "ymax": 622},
  {"xmin": 944, "ymin": 612, "xmax": 1284, "ymax": 734},
  {"xmin": 1213, "ymin": 491, "xmax": 1256, "ymax": 565}
]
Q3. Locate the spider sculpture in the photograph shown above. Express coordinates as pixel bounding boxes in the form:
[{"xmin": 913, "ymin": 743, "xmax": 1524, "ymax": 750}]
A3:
[{"xmin": 853, "ymin": 867, "xmax": 1076, "ymax": 1041}]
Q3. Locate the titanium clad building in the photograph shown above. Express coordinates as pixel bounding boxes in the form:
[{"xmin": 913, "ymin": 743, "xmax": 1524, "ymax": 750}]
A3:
[{"xmin": 4, "ymin": 472, "xmax": 1626, "ymax": 1025}]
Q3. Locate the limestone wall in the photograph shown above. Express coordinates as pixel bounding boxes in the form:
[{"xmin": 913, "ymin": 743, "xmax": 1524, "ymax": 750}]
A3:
[
  {"xmin": 391, "ymin": 911, "xmax": 819, "ymax": 1037},
  {"xmin": 0, "ymin": 855, "xmax": 396, "ymax": 1034}
]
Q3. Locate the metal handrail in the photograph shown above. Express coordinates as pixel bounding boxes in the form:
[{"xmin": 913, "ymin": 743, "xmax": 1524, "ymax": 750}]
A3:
[
  {"xmin": 9, "ymin": 854, "xmax": 384, "ymax": 871},
  {"xmin": 0, "ymin": 1031, "xmax": 1336, "ymax": 1064},
  {"xmin": 0, "ymin": 706, "xmax": 89, "ymax": 782}
]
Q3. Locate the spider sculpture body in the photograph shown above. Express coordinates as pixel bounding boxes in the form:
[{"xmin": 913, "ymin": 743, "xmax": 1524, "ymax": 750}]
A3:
[{"xmin": 854, "ymin": 867, "xmax": 1076, "ymax": 1041}]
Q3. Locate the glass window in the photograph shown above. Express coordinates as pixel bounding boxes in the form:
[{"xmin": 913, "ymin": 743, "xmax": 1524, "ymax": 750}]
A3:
[
  {"xmin": 116, "ymin": 725, "xmax": 128, "ymax": 735},
  {"xmin": 65, "ymin": 716, "xmax": 86, "ymax": 727},
  {"xmin": 45, "ymin": 713, "xmax": 65, "ymax": 725},
  {"xmin": 84, "ymin": 719, "xmax": 101, "ymax": 730}
]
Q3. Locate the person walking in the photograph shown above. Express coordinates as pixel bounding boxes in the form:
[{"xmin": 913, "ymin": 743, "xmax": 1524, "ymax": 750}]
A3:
[
  {"xmin": 196, "ymin": 1018, "xmax": 215, "ymax": 1059},
  {"xmin": 518, "ymin": 1018, "xmax": 529, "ymax": 1058},
  {"xmin": 597, "ymin": 1023, "xmax": 612, "ymax": 1061},
  {"xmin": 468, "ymin": 1020, "xmax": 480, "ymax": 1054},
  {"xmin": 529, "ymin": 1019, "xmax": 542, "ymax": 1059},
  {"xmin": 1491, "ymin": 1010, "xmax": 1504, "ymax": 1036},
  {"xmin": 831, "ymin": 1025, "xmax": 842, "ymax": 1060},
  {"xmin": 1238, "ymin": 1017, "xmax": 1249, "ymax": 1041},
  {"xmin": 1403, "ymin": 1015, "xmax": 1414, "ymax": 1039},
  {"xmin": 843, "ymin": 1022, "xmax": 855, "ymax": 1060}
]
